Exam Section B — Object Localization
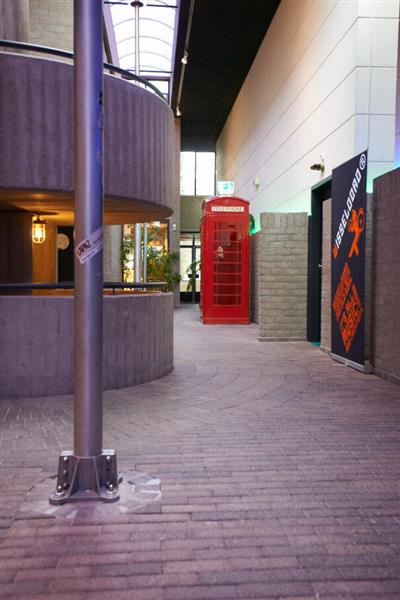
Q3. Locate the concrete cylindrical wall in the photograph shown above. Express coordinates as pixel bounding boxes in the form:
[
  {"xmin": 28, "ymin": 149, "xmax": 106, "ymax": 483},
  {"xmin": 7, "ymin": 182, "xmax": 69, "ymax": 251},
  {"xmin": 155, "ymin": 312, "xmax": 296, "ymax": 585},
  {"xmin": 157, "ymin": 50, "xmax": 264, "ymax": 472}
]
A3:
[
  {"xmin": 0, "ymin": 292, "xmax": 174, "ymax": 399},
  {"xmin": 0, "ymin": 52, "xmax": 175, "ymax": 223}
]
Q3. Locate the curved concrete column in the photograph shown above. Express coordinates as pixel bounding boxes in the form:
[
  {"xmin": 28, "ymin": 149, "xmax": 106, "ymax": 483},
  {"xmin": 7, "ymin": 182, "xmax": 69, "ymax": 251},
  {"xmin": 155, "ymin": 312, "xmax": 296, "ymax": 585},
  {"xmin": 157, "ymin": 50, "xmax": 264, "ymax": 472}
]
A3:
[
  {"xmin": 0, "ymin": 293, "xmax": 174, "ymax": 399},
  {"xmin": 0, "ymin": 52, "xmax": 174, "ymax": 224}
]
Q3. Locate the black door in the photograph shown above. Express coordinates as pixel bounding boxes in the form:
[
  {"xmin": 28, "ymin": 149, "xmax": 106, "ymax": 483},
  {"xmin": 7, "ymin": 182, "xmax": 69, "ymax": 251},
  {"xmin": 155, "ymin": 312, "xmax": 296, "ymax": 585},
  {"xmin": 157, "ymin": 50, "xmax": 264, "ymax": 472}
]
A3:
[{"xmin": 307, "ymin": 180, "xmax": 331, "ymax": 343}]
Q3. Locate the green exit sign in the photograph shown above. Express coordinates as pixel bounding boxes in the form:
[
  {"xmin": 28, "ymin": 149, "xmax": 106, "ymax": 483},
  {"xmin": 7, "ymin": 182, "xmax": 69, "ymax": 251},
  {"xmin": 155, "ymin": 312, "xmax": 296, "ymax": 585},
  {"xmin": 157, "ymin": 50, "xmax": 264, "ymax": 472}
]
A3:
[{"xmin": 217, "ymin": 181, "xmax": 235, "ymax": 195}]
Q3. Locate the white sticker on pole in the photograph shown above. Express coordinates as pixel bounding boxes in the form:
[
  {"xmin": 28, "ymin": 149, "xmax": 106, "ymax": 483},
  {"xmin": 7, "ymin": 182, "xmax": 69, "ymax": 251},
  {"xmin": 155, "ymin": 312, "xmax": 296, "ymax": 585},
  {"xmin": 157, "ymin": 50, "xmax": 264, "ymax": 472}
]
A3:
[{"xmin": 75, "ymin": 227, "xmax": 103, "ymax": 264}]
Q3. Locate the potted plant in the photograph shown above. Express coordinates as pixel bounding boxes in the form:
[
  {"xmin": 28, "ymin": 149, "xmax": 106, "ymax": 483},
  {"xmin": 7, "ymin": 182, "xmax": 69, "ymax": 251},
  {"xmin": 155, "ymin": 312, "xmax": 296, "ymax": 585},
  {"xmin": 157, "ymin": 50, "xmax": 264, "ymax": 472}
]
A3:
[{"xmin": 147, "ymin": 248, "xmax": 181, "ymax": 292}]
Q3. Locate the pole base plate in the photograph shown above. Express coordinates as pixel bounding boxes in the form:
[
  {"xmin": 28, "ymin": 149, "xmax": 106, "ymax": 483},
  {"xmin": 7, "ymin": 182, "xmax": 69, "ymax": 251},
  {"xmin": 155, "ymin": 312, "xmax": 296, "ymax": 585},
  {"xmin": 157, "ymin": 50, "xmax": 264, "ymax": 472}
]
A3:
[{"xmin": 49, "ymin": 450, "xmax": 120, "ymax": 505}]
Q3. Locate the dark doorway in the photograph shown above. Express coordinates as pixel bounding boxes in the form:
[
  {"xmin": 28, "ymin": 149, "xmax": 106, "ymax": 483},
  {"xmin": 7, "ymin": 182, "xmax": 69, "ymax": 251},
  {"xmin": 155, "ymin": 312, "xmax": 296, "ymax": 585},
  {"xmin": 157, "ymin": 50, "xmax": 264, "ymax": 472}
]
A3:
[
  {"xmin": 57, "ymin": 226, "xmax": 74, "ymax": 283},
  {"xmin": 180, "ymin": 232, "xmax": 200, "ymax": 303},
  {"xmin": 307, "ymin": 178, "xmax": 331, "ymax": 343}
]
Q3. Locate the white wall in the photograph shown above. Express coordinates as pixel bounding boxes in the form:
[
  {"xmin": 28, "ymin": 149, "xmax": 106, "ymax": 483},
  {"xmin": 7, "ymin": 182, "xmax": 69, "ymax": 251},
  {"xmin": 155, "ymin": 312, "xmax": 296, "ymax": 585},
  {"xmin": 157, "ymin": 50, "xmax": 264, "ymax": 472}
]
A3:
[{"xmin": 217, "ymin": 0, "xmax": 399, "ymax": 225}]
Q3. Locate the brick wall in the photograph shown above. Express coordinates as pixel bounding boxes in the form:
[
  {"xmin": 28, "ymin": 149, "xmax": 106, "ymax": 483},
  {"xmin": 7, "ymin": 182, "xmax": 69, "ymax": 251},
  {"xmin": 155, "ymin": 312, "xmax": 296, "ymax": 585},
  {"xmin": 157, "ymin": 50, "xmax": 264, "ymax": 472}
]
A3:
[
  {"xmin": 103, "ymin": 225, "xmax": 122, "ymax": 282},
  {"xmin": 250, "ymin": 232, "xmax": 260, "ymax": 323},
  {"xmin": 320, "ymin": 199, "xmax": 331, "ymax": 352},
  {"xmin": 259, "ymin": 213, "xmax": 308, "ymax": 341},
  {"xmin": 371, "ymin": 168, "xmax": 400, "ymax": 383},
  {"xmin": 29, "ymin": 0, "xmax": 73, "ymax": 52},
  {"xmin": 364, "ymin": 193, "xmax": 373, "ymax": 364}
]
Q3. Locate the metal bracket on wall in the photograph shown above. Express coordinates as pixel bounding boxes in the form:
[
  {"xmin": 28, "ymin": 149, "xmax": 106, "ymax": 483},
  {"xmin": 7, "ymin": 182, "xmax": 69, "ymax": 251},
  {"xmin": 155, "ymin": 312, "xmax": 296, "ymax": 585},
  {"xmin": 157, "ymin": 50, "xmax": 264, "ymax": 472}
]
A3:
[{"xmin": 49, "ymin": 450, "xmax": 120, "ymax": 505}]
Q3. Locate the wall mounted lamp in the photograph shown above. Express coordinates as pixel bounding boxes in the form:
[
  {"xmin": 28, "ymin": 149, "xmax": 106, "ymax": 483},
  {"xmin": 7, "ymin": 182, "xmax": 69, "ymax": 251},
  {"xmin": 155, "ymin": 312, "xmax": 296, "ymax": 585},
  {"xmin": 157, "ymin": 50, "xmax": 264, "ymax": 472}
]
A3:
[
  {"xmin": 181, "ymin": 50, "xmax": 188, "ymax": 65},
  {"xmin": 310, "ymin": 156, "xmax": 325, "ymax": 172},
  {"xmin": 32, "ymin": 215, "xmax": 46, "ymax": 244},
  {"xmin": 176, "ymin": 106, "xmax": 182, "ymax": 117}
]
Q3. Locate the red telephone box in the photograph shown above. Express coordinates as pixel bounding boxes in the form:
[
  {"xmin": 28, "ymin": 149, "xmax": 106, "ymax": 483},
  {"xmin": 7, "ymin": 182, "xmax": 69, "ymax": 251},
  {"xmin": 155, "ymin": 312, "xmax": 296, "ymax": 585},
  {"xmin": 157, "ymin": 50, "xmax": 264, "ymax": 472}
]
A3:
[{"xmin": 200, "ymin": 196, "xmax": 250, "ymax": 324}]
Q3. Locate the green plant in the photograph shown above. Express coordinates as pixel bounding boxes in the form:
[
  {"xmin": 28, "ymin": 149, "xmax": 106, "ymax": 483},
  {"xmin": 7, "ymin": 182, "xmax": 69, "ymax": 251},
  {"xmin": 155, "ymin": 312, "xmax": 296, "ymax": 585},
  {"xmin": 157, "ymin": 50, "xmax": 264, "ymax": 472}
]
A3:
[
  {"xmin": 185, "ymin": 259, "xmax": 200, "ymax": 292},
  {"xmin": 121, "ymin": 236, "xmax": 133, "ymax": 282},
  {"xmin": 147, "ymin": 249, "xmax": 181, "ymax": 292}
]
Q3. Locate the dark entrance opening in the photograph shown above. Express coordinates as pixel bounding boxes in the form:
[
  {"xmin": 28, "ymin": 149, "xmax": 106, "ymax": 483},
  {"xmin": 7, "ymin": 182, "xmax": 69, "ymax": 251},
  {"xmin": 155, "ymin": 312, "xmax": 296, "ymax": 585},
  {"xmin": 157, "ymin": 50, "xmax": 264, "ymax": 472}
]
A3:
[
  {"xmin": 57, "ymin": 226, "xmax": 74, "ymax": 283},
  {"xmin": 307, "ymin": 178, "xmax": 331, "ymax": 343}
]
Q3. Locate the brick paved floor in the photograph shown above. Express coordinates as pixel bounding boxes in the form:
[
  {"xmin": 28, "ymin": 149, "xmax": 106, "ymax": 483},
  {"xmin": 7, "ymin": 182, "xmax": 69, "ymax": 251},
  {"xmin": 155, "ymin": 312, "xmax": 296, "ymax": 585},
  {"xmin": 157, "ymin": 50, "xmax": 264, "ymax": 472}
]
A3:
[{"xmin": 1, "ymin": 305, "xmax": 400, "ymax": 599}]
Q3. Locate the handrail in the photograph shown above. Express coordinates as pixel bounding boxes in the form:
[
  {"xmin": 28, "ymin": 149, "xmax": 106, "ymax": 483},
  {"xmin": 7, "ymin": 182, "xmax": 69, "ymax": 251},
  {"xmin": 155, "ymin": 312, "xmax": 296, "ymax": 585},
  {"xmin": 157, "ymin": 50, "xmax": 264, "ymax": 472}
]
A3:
[
  {"xmin": 0, "ymin": 39, "xmax": 167, "ymax": 102},
  {"xmin": 0, "ymin": 281, "xmax": 168, "ymax": 294}
]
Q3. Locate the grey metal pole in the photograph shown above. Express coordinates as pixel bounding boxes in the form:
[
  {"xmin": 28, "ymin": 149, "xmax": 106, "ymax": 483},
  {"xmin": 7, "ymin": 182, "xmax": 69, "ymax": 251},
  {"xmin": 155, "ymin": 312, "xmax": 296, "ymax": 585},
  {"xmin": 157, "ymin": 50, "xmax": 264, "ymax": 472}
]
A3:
[
  {"xmin": 191, "ymin": 234, "xmax": 196, "ymax": 304},
  {"xmin": 134, "ymin": 2, "xmax": 140, "ymax": 76},
  {"xmin": 50, "ymin": 0, "xmax": 119, "ymax": 505},
  {"xmin": 134, "ymin": 223, "xmax": 142, "ymax": 283},
  {"xmin": 143, "ymin": 223, "xmax": 148, "ymax": 282},
  {"xmin": 133, "ymin": 3, "xmax": 143, "ymax": 285},
  {"xmin": 74, "ymin": 0, "xmax": 103, "ymax": 458}
]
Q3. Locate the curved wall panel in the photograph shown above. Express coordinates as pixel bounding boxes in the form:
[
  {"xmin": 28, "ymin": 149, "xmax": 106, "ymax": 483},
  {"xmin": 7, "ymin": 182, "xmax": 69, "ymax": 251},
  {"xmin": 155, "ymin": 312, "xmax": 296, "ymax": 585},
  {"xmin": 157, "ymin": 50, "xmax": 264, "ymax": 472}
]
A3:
[
  {"xmin": 0, "ymin": 293, "xmax": 174, "ymax": 400},
  {"xmin": 0, "ymin": 53, "xmax": 174, "ymax": 222}
]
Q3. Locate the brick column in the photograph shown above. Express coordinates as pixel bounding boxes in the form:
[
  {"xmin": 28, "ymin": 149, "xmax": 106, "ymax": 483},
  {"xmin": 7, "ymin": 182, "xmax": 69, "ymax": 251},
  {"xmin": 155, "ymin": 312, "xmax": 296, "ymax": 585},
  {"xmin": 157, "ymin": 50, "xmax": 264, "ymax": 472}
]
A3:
[
  {"xmin": 259, "ymin": 213, "xmax": 308, "ymax": 341},
  {"xmin": 320, "ymin": 199, "xmax": 332, "ymax": 352},
  {"xmin": 371, "ymin": 169, "xmax": 400, "ymax": 383},
  {"xmin": 250, "ymin": 232, "xmax": 261, "ymax": 323}
]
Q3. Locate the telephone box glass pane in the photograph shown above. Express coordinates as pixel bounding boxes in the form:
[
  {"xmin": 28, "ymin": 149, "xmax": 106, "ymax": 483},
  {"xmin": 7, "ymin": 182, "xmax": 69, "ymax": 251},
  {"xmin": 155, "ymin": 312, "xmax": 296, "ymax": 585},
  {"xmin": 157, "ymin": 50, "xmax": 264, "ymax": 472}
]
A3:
[{"xmin": 212, "ymin": 221, "xmax": 243, "ymax": 306}]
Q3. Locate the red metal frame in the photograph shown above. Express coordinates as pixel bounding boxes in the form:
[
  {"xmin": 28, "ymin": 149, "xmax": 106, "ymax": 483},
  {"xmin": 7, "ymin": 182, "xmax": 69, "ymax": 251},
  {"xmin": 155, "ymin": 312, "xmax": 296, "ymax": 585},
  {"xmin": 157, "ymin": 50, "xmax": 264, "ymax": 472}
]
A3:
[{"xmin": 200, "ymin": 196, "xmax": 250, "ymax": 324}]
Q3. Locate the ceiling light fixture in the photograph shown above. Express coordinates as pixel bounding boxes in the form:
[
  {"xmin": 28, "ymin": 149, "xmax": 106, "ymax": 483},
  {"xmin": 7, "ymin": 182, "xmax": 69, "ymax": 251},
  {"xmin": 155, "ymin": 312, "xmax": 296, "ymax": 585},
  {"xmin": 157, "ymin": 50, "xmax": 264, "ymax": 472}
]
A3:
[{"xmin": 32, "ymin": 215, "xmax": 46, "ymax": 244}]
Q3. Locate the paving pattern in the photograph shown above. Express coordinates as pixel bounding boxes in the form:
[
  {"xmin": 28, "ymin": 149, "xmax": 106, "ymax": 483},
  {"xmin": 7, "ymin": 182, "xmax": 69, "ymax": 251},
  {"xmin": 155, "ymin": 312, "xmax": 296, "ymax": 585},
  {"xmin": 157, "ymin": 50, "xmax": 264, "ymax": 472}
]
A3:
[{"xmin": 1, "ymin": 305, "xmax": 400, "ymax": 599}]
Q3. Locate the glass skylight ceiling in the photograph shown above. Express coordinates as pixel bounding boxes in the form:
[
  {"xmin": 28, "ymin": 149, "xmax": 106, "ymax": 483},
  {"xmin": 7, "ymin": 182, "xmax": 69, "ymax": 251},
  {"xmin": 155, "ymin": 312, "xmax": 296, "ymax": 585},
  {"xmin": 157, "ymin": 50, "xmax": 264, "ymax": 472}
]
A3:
[{"xmin": 110, "ymin": 0, "xmax": 178, "ymax": 100}]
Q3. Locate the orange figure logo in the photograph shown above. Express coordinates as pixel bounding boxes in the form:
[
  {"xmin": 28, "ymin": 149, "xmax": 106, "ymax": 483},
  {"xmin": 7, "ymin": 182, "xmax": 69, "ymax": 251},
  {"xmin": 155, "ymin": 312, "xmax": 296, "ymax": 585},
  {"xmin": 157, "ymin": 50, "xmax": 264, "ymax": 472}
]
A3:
[{"xmin": 347, "ymin": 208, "xmax": 365, "ymax": 257}]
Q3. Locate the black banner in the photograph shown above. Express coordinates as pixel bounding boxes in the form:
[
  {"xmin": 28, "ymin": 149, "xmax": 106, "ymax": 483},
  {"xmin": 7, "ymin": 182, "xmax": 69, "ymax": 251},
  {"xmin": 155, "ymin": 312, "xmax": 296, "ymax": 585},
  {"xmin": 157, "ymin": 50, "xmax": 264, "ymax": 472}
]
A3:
[{"xmin": 331, "ymin": 151, "xmax": 367, "ymax": 367}]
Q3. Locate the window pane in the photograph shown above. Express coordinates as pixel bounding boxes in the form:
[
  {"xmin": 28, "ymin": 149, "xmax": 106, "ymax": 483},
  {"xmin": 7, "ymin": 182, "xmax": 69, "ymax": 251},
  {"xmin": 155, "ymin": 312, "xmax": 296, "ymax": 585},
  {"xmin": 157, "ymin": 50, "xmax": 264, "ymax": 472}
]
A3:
[
  {"xmin": 111, "ymin": 1, "xmax": 177, "ymax": 98},
  {"xmin": 180, "ymin": 152, "xmax": 195, "ymax": 195},
  {"xmin": 147, "ymin": 79, "xmax": 169, "ymax": 99},
  {"xmin": 196, "ymin": 152, "xmax": 215, "ymax": 196}
]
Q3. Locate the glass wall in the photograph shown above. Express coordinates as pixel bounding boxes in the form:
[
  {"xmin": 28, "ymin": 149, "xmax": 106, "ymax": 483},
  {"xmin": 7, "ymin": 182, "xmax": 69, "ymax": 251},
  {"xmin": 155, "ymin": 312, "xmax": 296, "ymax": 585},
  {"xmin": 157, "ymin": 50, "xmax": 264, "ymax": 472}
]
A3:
[
  {"xmin": 179, "ymin": 152, "xmax": 215, "ymax": 301},
  {"xmin": 122, "ymin": 222, "xmax": 168, "ymax": 283},
  {"xmin": 180, "ymin": 233, "xmax": 201, "ymax": 301},
  {"xmin": 110, "ymin": 0, "xmax": 177, "ymax": 101}
]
